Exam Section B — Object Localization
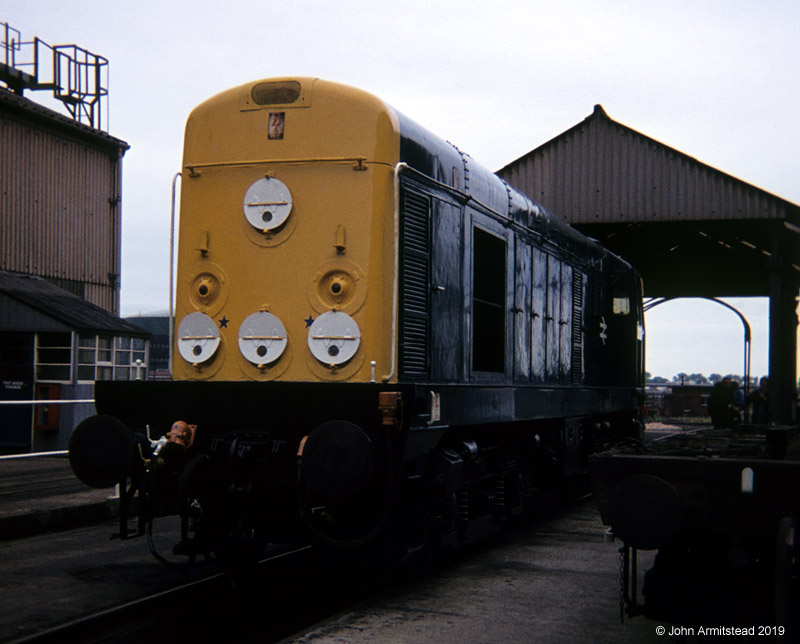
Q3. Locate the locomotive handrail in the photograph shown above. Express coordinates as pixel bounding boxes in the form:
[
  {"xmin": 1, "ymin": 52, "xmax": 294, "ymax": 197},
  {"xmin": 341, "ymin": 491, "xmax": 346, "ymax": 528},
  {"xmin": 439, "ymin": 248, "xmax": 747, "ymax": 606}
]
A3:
[
  {"xmin": 169, "ymin": 172, "xmax": 182, "ymax": 379},
  {"xmin": 385, "ymin": 162, "xmax": 404, "ymax": 382},
  {"xmin": 184, "ymin": 156, "xmax": 370, "ymax": 176}
]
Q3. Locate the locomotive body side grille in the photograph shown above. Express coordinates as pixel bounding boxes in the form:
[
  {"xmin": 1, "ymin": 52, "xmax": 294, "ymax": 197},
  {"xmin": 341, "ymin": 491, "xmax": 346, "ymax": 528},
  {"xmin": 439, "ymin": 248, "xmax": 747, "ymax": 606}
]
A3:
[
  {"xmin": 399, "ymin": 189, "xmax": 431, "ymax": 376},
  {"xmin": 571, "ymin": 271, "xmax": 585, "ymax": 384}
]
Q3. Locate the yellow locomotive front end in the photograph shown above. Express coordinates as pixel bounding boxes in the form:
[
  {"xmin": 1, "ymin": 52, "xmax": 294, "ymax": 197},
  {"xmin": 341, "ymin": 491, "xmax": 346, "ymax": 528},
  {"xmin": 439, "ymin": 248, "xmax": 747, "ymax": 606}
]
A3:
[{"xmin": 173, "ymin": 78, "xmax": 401, "ymax": 384}]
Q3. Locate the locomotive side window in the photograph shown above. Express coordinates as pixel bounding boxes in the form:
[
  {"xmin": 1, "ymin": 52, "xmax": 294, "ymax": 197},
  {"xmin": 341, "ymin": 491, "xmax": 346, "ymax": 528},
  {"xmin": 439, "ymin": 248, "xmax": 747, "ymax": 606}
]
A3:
[{"xmin": 472, "ymin": 227, "xmax": 506, "ymax": 373}]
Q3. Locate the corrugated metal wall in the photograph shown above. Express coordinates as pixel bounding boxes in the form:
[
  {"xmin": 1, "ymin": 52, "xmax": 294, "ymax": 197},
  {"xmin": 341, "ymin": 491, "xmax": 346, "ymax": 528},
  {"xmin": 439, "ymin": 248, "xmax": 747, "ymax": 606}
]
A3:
[
  {"xmin": 498, "ymin": 106, "xmax": 790, "ymax": 225},
  {"xmin": 0, "ymin": 105, "xmax": 123, "ymax": 314}
]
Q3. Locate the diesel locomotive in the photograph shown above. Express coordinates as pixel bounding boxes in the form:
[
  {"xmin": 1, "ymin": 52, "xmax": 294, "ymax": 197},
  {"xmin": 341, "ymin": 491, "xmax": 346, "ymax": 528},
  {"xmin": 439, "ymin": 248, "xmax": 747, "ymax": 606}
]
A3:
[{"xmin": 69, "ymin": 78, "xmax": 644, "ymax": 564}]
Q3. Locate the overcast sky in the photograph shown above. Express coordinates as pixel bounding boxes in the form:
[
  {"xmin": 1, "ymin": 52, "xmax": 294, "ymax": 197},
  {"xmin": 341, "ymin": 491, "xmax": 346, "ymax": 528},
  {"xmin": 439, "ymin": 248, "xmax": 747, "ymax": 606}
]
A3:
[{"xmin": 4, "ymin": 1, "xmax": 798, "ymax": 380}]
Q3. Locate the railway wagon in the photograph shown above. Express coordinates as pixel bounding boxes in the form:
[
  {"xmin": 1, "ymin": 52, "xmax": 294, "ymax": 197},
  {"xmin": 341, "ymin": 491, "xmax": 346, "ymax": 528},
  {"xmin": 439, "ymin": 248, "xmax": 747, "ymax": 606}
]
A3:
[
  {"xmin": 69, "ymin": 78, "xmax": 644, "ymax": 563},
  {"xmin": 590, "ymin": 424, "xmax": 800, "ymax": 630}
]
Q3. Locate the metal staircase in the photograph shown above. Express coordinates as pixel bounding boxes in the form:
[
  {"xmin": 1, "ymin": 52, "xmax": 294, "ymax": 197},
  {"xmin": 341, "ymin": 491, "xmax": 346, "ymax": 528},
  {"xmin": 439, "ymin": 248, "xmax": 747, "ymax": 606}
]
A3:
[{"xmin": 1, "ymin": 20, "xmax": 109, "ymax": 131}]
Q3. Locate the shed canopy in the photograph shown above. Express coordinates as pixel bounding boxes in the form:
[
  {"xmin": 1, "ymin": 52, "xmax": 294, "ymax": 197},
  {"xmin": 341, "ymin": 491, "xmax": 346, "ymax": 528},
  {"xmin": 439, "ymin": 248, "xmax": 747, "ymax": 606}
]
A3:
[
  {"xmin": 497, "ymin": 104, "xmax": 800, "ymax": 298},
  {"xmin": 497, "ymin": 105, "xmax": 799, "ymax": 424}
]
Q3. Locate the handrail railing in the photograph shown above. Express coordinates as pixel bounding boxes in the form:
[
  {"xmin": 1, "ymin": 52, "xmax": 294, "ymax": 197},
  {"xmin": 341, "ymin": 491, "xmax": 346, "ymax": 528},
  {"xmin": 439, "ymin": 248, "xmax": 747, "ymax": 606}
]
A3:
[
  {"xmin": 0, "ymin": 450, "xmax": 68, "ymax": 459},
  {"xmin": 0, "ymin": 19, "xmax": 109, "ymax": 130},
  {"xmin": 0, "ymin": 399, "xmax": 94, "ymax": 406}
]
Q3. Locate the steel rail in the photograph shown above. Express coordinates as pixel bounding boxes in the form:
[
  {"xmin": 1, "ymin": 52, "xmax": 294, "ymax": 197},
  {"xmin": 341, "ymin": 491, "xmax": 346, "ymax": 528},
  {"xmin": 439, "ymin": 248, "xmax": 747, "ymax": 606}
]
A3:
[{"xmin": 4, "ymin": 544, "xmax": 312, "ymax": 644}]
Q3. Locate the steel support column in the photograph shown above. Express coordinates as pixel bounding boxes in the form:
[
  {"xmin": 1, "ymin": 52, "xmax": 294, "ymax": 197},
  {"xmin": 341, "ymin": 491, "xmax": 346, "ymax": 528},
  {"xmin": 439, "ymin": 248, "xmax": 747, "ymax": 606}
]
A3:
[{"xmin": 768, "ymin": 231, "xmax": 799, "ymax": 425}]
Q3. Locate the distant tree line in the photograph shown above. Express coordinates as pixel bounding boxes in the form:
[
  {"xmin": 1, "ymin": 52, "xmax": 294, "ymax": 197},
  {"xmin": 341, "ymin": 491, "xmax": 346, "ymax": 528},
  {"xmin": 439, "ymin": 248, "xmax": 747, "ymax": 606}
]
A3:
[{"xmin": 645, "ymin": 372, "xmax": 768, "ymax": 386}]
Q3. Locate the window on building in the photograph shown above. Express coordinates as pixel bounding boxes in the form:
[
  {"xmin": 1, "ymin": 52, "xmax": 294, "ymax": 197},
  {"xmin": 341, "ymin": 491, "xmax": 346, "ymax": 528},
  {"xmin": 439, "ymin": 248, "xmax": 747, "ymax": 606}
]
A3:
[
  {"xmin": 114, "ymin": 336, "xmax": 131, "ymax": 380},
  {"xmin": 97, "ymin": 336, "xmax": 113, "ymax": 380},
  {"xmin": 77, "ymin": 335, "xmax": 97, "ymax": 381},
  {"xmin": 76, "ymin": 333, "xmax": 148, "ymax": 382},
  {"xmin": 113, "ymin": 336, "xmax": 148, "ymax": 380},
  {"xmin": 133, "ymin": 337, "xmax": 146, "ymax": 373},
  {"xmin": 35, "ymin": 332, "xmax": 72, "ymax": 382}
]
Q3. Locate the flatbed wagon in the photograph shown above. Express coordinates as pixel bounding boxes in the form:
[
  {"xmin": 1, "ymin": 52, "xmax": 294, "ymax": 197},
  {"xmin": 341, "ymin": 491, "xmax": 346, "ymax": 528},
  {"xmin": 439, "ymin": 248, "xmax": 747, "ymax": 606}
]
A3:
[{"xmin": 589, "ymin": 424, "xmax": 800, "ymax": 633}]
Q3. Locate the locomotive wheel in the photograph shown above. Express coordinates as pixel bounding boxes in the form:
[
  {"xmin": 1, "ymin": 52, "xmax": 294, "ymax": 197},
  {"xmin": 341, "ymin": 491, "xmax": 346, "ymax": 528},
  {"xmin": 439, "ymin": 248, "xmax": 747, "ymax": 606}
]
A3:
[
  {"xmin": 301, "ymin": 420, "xmax": 376, "ymax": 499},
  {"xmin": 299, "ymin": 421, "xmax": 392, "ymax": 547}
]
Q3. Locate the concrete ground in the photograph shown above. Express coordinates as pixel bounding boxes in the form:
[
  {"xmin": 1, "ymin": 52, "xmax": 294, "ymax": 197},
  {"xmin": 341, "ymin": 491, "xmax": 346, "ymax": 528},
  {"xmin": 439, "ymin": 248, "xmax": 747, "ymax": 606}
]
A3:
[{"xmin": 281, "ymin": 498, "xmax": 665, "ymax": 644}]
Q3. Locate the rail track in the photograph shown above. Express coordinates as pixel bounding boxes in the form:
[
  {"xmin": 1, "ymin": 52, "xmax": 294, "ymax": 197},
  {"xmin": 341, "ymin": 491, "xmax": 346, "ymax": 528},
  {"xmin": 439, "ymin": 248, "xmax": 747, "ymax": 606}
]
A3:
[{"xmin": 6, "ymin": 545, "xmax": 317, "ymax": 644}]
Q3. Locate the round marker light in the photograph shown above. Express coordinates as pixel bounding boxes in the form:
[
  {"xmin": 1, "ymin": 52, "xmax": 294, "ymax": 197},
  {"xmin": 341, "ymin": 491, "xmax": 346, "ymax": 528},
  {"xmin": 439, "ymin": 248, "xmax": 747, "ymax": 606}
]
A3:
[
  {"xmin": 177, "ymin": 312, "xmax": 221, "ymax": 364},
  {"xmin": 307, "ymin": 311, "xmax": 361, "ymax": 366},
  {"xmin": 243, "ymin": 177, "xmax": 292, "ymax": 232},
  {"xmin": 238, "ymin": 312, "xmax": 288, "ymax": 365}
]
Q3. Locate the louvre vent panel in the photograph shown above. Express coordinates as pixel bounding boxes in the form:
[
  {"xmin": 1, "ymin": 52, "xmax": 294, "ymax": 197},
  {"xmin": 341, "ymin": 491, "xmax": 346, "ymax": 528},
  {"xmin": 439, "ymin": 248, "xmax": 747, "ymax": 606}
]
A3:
[
  {"xmin": 400, "ymin": 317, "xmax": 429, "ymax": 373},
  {"xmin": 403, "ymin": 254, "xmax": 429, "ymax": 314},
  {"xmin": 571, "ymin": 271, "xmax": 585, "ymax": 384},
  {"xmin": 404, "ymin": 215, "xmax": 429, "ymax": 249},
  {"xmin": 400, "ymin": 189, "xmax": 431, "ymax": 376}
]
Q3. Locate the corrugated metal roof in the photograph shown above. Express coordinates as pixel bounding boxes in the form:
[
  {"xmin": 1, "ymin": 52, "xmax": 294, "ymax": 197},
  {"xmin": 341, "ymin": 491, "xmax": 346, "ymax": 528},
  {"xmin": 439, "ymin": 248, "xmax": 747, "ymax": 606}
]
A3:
[
  {"xmin": 497, "ymin": 106, "xmax": 799, "ymax": 299},
  {"xmin": 497, "ymin": 104, "xmax": 799, "ymax": 226},
  {"xmin": 0, "ymin": 87, "xmax": 129, "ymax": 153},
  {"xmin": 0, "ymin": 270, "xmax": 147, "ymax": 335}
]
